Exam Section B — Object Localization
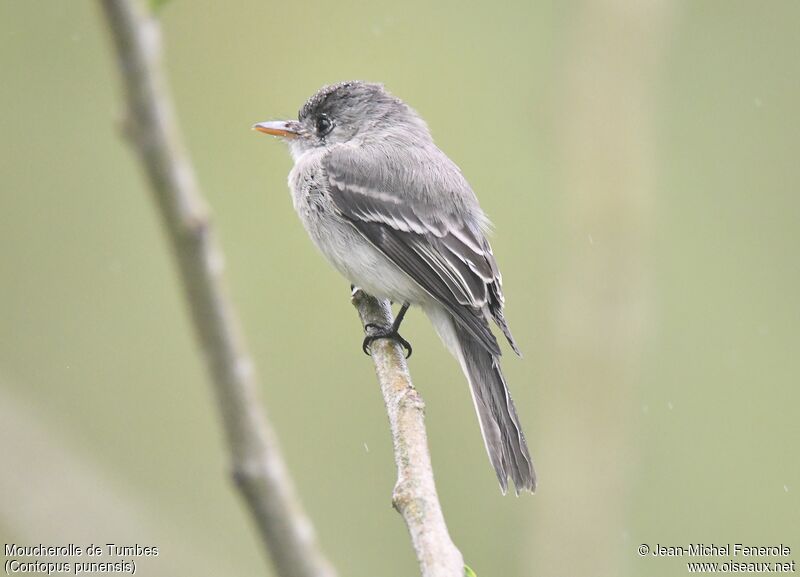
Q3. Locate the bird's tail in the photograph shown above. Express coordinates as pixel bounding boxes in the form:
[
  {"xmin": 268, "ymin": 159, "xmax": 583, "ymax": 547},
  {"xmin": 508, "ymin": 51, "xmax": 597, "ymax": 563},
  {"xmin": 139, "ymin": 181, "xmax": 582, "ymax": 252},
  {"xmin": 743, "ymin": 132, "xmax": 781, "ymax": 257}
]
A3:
[{"xmin": 426, "ymin": 306, "xmax": 536, "ymax": 494}]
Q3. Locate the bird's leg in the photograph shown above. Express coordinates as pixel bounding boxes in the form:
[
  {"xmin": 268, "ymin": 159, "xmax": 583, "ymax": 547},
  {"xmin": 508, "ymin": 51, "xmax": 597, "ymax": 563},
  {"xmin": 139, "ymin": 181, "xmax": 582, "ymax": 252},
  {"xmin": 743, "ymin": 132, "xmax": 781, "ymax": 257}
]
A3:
[{"xmin": 363, "ymin": 302, "xmax": 412, "ymax": 358}]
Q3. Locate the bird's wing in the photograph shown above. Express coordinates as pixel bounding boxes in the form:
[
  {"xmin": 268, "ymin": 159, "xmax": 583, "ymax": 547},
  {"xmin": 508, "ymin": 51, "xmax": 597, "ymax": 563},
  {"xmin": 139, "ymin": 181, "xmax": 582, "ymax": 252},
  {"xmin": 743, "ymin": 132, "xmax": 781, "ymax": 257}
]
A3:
[{"xmin": 322, "ymin": 145, "xmax": 519, "ymax": 356}]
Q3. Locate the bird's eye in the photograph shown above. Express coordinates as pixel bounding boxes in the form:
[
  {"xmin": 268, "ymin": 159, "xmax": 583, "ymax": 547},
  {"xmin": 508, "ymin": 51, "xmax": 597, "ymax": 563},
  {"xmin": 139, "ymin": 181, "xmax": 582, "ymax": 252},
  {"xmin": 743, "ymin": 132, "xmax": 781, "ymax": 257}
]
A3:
[{"xmin": 315, "ymin": 114, "xmax": 333, "ymax": 136}]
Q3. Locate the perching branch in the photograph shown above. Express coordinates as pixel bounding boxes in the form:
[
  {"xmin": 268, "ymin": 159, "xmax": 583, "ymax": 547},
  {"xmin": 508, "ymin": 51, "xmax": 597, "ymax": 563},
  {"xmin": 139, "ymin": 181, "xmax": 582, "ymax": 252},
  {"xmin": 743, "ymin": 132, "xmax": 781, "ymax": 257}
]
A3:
[
  {"xmin": 98, "ymin": 2, "xmax": 336, "ymax": 577},
  {"xmin": 352, "ymin": 290, "xmax": 464, "ymax": 577}
]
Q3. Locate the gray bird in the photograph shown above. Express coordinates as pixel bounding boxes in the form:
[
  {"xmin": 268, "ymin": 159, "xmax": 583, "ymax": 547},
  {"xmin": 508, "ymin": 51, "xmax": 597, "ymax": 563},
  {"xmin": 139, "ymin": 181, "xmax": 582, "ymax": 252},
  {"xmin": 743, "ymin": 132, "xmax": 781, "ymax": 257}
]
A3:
[{"xmin": 254, "ymin": 81, "xmax": 535, "ymax": 494}]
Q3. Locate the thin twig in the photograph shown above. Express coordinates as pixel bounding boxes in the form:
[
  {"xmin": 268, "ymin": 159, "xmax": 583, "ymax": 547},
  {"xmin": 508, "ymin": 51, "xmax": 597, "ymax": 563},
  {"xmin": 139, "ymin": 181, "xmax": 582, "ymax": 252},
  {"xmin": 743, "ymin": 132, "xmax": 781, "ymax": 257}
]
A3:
[
  {"xmin": 352, "ymin": 290, "xmax": 464, "ymax": 577},
  {"xmin": 97, "ymin": 1, "xmax": 336, "ymax": 576}
]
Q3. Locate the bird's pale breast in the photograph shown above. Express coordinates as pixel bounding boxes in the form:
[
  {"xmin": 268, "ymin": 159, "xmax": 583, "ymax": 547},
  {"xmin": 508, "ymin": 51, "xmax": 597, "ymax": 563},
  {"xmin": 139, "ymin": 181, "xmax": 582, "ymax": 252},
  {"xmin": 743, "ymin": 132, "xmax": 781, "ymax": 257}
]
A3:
[{"xmin": 289, "ymin": 150, "xmax": 429, "ymax": 304}]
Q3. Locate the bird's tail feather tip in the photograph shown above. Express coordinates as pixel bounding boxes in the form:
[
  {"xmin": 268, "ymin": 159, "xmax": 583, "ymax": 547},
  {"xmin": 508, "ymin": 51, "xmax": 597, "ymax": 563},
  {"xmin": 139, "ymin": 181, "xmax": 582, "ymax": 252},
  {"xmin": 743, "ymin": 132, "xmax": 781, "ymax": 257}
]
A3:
[
  {"xmin": 494, "ymin": 468, "xmax": 536, "ymax": 496},
  {"xmin": 426, "ymin": 306, "xmax": 537, "ymax": 496},
  {"xmin": 452, "ymin": 318, "xmax": 537, "ymax": 497},
  {"xmin": 498, "ymin": 459, "xmax": 537, "ymax": 495}
]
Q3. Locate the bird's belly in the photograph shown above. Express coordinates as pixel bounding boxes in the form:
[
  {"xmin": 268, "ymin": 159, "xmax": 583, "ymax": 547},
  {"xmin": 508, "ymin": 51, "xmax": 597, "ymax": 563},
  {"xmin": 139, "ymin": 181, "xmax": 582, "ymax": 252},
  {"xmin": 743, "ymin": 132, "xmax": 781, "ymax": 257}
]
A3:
[
  {"xmin": 304, "ymin": 208, "xmax": 425, "ymax": 302},
  {"xmin": 289, "ymin": 151, "xmax": 427, "ymax": 303}
]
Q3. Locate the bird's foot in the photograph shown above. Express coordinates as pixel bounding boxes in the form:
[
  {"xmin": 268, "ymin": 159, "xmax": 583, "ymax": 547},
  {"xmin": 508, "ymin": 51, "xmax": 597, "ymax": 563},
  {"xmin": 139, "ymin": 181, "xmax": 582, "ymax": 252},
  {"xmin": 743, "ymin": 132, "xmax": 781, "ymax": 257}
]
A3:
[{"xmin": 362, "ymin": 323, "xmax": 412, "ymax": 359}]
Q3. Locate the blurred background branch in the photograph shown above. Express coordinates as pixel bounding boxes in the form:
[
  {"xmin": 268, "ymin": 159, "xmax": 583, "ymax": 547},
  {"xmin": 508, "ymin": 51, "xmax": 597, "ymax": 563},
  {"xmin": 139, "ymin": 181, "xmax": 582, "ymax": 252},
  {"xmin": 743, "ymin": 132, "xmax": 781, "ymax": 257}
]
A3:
[
  {"xmin": 352, "ymin": 290, "xmax": 464, "ymax": 577},
  {"xmin": 530, "ymin": 0, "xmax": 673, "ymax": 575},
  {"xmin": 97, "ymin": 1, "xmax": 335, "ymax": 576}
]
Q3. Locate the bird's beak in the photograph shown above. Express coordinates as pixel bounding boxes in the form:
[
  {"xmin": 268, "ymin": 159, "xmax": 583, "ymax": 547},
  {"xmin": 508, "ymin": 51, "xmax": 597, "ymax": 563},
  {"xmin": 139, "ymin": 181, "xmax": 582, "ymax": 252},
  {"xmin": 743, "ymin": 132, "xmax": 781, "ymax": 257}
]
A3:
[{"xmin": 252, "ymin": 120, "xmax": 302, "ymax": 139}]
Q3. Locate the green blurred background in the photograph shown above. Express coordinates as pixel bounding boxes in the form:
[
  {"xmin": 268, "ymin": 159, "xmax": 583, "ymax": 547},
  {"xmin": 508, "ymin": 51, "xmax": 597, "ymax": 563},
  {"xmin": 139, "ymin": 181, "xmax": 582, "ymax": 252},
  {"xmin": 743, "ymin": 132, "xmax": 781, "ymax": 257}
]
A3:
[{"xmin": 1, "ymin": 1, "xmax": 798, "ymax": 576}]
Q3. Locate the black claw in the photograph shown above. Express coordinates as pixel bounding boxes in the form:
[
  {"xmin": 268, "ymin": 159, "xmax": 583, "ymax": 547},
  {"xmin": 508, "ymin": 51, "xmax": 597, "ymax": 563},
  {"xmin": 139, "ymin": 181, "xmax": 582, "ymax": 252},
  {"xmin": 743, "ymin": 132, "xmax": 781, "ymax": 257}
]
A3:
[{"xmin": 362, "ymin": 323, "xmax": 413, "ymax": 359}]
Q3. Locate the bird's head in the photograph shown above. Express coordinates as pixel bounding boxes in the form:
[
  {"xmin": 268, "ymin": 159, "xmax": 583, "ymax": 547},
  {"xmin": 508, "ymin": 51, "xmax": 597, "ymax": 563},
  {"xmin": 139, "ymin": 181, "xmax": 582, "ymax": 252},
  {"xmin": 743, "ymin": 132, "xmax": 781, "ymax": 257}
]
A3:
[{"xmin": 253, "ymin": 81, "xmax": 431, "ymax": 159}]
